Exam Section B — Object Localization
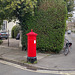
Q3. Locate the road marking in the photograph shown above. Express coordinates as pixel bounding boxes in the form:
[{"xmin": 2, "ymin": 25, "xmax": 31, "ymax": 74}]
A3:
[
  {"xmin": 0, "ymin": 60, "xmax": 27, "ymax": 69},
  {"xmin": 0, "ymin": 60, "xmax": 75, "ymax": 75}
]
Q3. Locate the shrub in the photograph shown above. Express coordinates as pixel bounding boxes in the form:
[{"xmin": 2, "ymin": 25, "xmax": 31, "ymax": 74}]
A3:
[
  {"xmin": 23, "ymin": 0, "xmax": 67, "ymax": 53},
  {"xmin": 0, "ymin": 40, "xmax": 3, "ymax": 45},
  {"xmin": 20, "ymin": 13, "xmax": 31, "ymax": 50},
  {"xmin": 11, "ymin": 25, "xmax": 21, "ymax": 38}
]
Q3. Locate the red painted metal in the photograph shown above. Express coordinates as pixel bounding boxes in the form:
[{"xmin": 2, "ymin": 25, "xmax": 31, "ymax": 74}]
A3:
[{"xmin": 26, "ymin": 29, "xmax": 38, "ymax": 57}]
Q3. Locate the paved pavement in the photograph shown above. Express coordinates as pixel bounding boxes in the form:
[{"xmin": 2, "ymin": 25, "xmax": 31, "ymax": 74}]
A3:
[
  {"xmin": 1, "ymin": 38, "xmax": 19, "ymax": 47},
  {"xmin": 0, "ymin": 33, "xmax": 75, "ymax": 72}
]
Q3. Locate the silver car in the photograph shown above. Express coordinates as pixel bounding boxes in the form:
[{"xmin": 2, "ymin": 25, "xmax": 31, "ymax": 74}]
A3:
[{"xmin": 0, "ymin": 32, "xmax": 8, "ymax": 39}]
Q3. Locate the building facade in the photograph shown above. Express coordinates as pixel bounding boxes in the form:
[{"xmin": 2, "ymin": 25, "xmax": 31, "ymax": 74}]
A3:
[{"xmin": 0, "ymin": 20, "xmax": 19, "ymax": 37}]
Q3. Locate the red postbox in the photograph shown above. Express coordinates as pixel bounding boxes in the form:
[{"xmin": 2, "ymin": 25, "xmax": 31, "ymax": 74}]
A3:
[{"xmin": 26, "ymin": 29, "xmax": 38, "ymax": 63}]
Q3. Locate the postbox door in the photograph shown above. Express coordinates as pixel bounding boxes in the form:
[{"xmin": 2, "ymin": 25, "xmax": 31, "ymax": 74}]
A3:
[{"xmin": 28, "ymin": 37, "xmax": 36, "ymax": 57}]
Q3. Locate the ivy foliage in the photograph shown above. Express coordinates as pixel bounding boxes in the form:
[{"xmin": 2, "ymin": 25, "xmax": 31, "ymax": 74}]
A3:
[{"xmin": 11, "ymin": 25, "xmax": 21, "ymax": 38}]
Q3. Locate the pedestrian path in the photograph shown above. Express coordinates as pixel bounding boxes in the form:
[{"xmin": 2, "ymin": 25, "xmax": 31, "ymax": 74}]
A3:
[{"xmin": 0, "ymin": 33, "xmax": 75, "ymax": 72}]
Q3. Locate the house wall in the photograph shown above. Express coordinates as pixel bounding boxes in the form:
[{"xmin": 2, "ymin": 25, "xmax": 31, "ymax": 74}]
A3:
[
  {"xmin": 0, "ymin": 20, "xmax": 19, "ymax": 37},
  {"xmin": 7, "ymin": 21, "xmax": 16, "ymax": 37}
]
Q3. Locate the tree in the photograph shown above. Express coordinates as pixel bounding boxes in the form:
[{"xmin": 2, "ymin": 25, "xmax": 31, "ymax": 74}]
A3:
[
  {"xmin": 0, "ymin": 0, "xmax": 37, "ymax": 25},
  {"xmin": 0, "ymin": 0, "xmax": 37, "ymax": 49}
]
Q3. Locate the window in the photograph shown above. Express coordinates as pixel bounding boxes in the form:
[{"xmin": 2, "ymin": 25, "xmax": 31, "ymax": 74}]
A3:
[{"xmin": 2, "ymin": 20, "xmax": 7, "ymax": 30}]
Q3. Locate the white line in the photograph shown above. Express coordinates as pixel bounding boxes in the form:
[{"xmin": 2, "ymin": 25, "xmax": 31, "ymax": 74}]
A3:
[
  {"xmin": 0, "ymin": 60, "xmax": 26, "ymax": 70},
  {"xmin": 0, "ymin": 60, "xmax": 75, "ymax": 75}
]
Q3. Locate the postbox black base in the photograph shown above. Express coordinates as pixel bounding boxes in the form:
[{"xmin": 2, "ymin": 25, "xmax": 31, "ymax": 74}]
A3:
[{"xmin": 27, "ymin": 57, "xmax": 37, "ymax": 64}]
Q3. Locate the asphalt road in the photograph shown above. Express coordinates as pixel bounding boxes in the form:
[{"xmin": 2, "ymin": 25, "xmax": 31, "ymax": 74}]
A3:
[{"xmin": 0, "ymin": 62, "xmax": 60, "ymax": 75}]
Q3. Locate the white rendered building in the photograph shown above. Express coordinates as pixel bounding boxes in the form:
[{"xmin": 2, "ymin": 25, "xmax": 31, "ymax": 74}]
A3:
[{"xmin": 0, "ymin": 20, "xmax": 19, "ymax": 37}]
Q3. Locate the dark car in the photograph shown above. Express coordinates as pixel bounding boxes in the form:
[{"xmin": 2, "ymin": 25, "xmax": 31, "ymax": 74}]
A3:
[{"xmin": 0, "ymin": 32, "xmax": 8, "ymax": 39}]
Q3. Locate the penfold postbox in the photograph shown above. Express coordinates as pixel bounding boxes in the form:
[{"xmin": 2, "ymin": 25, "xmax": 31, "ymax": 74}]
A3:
[{"xmin": 26, "ymin": 29, "xmax": 38, "ymax": 63}]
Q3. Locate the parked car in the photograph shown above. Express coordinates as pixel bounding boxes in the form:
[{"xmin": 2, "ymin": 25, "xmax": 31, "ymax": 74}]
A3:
[
  {"xmin": 67, "ymin": 30, "xmax": 71, "ymax": 34},
  {"xmin": 0, "ymin": 32, "xmax": 8, "ymax": 39}
]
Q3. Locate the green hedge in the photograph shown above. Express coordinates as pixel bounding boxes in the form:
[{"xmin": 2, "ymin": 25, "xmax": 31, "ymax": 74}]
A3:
[
  {"xmin": 23, "ymin": 0, "xmax": 67, "ymax": 53},
  {"xmin": 11, "ymin": 25, "xmax": 21, "ymax": 38},
  {"xmin": 20, "ymin": 13, "xmax": 31, "ymax": 50}
]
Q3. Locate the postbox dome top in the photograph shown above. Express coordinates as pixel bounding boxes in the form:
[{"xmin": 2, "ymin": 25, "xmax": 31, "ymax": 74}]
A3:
[{"xmin": 26, "ymin": 29, "xmax": 38, "ymax": 36}]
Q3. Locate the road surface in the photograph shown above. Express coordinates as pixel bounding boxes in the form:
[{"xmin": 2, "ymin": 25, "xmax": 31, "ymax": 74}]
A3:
[{"xmin": 0, "ymin": 60, "xmax": 60, "ymax": 75}]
